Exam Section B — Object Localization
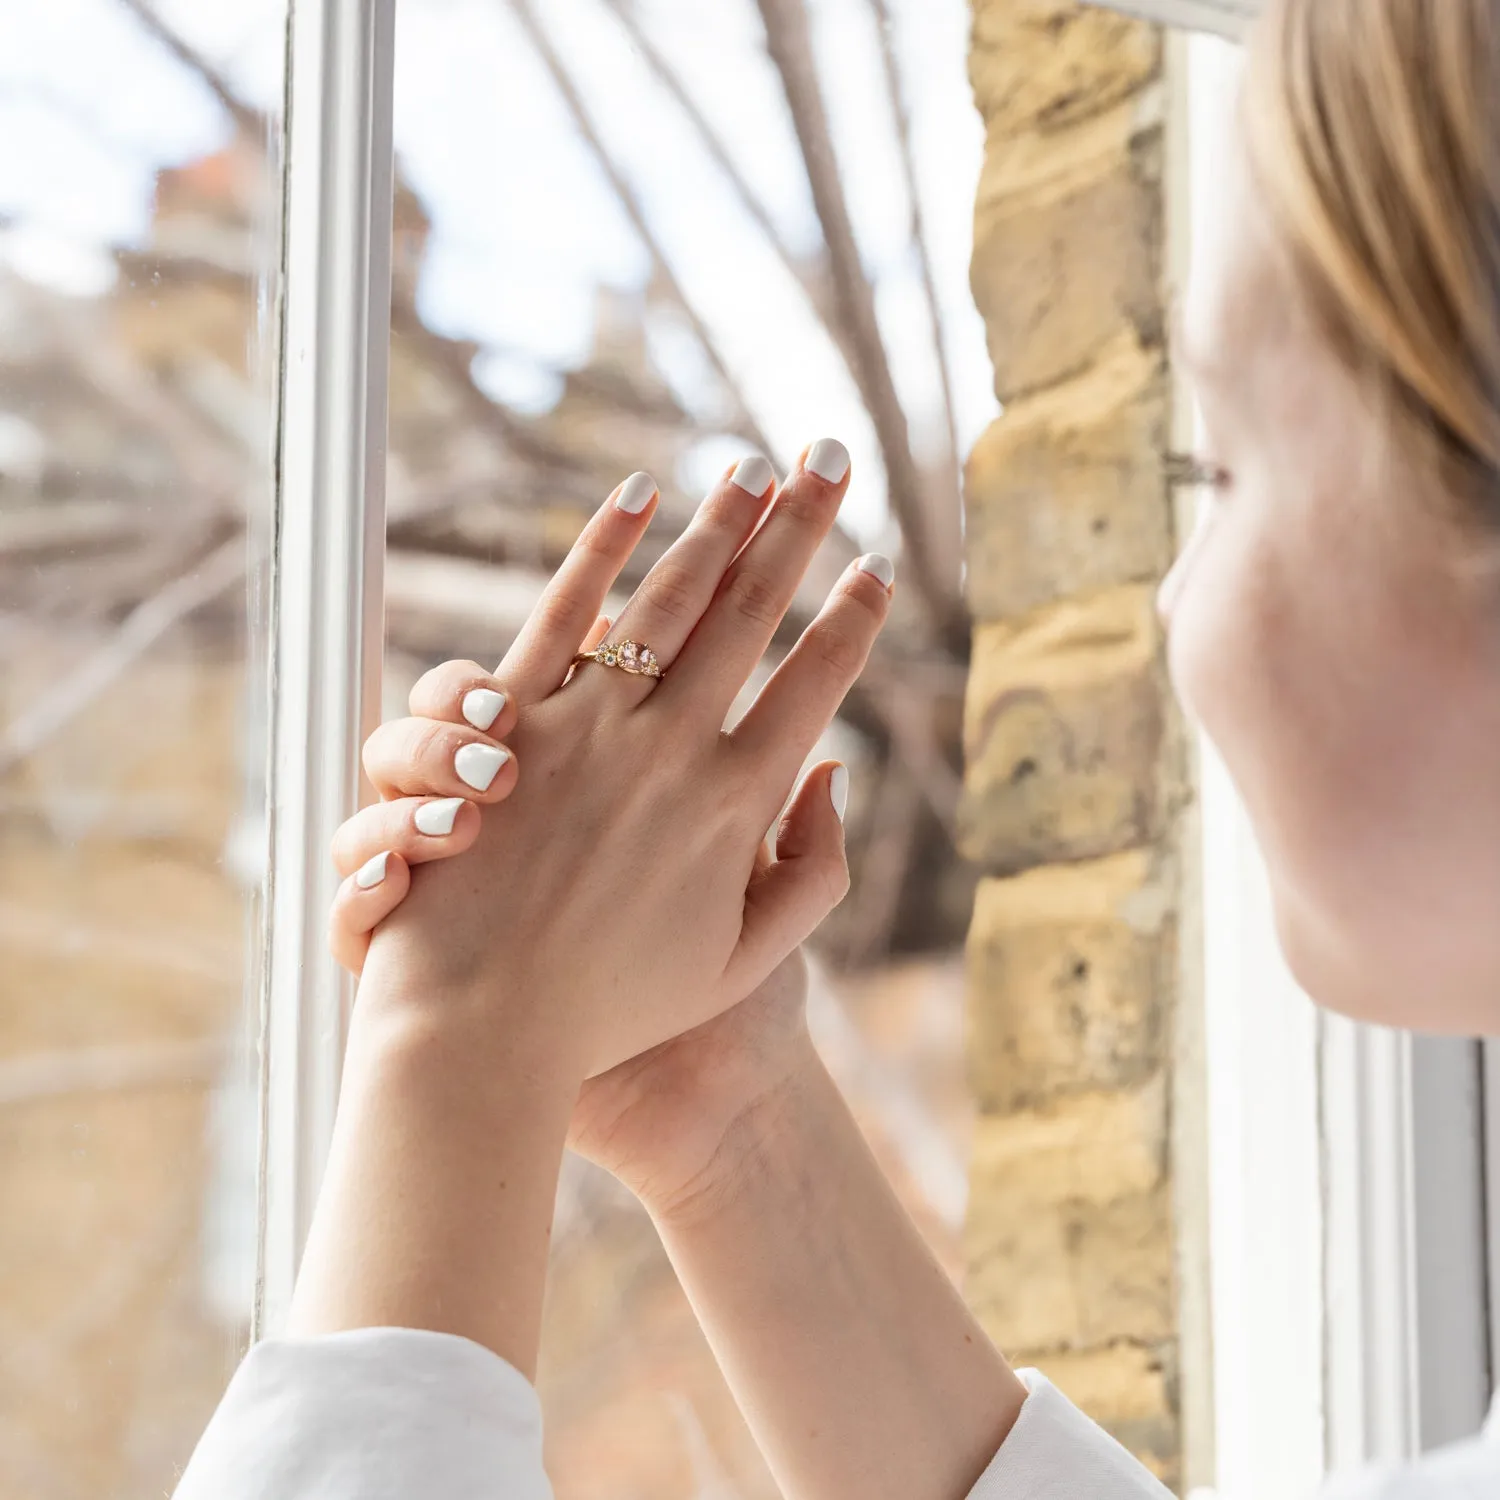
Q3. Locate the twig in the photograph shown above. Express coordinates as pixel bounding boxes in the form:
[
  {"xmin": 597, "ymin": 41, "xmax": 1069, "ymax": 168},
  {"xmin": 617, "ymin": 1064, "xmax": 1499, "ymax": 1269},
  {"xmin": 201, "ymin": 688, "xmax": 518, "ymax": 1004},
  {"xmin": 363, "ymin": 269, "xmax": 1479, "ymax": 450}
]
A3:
[
  {"xmin": 504, "ymin": 0, "xmax": 785, "ymax": 470},
  {"xmin": 597, "ymin": 0, "xmax": 825, "ymax": 307},
  {"xmin": 866, "ymin": 0, "xmax": 964, "ymax": 554},
  {"xmin": 754, "ymin": 0, "xmax": 961, "ymax": 641},
  {"xmin": 0, "ymin": 535, "xmax": 246, "ymax": 775},
  {"xmin": 0, "ymin": 1038, "xmax": 227, "ymax": 1109}
]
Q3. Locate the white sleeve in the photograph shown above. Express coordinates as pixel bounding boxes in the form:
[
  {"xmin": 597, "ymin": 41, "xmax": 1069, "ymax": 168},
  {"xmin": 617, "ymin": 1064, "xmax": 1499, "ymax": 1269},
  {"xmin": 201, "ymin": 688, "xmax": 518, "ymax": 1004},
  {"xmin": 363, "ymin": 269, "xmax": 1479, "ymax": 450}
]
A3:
[
  {"xmin": 968, "ymin": 1372, "xmax": 1500, "ymax": 1500},
  {"xmin": 966, "ymin": 1371, "xmax": 1176, "ymax": 1499},
  {"xmin": 172, "ymin": 1328, "xmax": 552, "ymax": 1500}
]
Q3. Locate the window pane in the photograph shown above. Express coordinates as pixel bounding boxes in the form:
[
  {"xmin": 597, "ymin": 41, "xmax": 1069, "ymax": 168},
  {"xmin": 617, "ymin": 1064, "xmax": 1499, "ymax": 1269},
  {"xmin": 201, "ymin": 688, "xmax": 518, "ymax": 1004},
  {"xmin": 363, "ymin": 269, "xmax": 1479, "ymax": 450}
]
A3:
[
  {"xmin": 388, "ymin": 1, "xmax": 985, "ymax": 1493},
  {"xmin": 0, "ymin": 3, "xmax": 285, "ymax": 1494}
]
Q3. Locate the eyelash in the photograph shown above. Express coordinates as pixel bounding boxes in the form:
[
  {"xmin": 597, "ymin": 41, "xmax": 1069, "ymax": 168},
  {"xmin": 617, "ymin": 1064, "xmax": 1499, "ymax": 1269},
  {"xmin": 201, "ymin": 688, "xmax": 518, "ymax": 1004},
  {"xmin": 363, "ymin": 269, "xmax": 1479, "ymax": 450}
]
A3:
[{"xmin": 1165, "ymin": 451, "xmax": 1231, "ymax": 492}]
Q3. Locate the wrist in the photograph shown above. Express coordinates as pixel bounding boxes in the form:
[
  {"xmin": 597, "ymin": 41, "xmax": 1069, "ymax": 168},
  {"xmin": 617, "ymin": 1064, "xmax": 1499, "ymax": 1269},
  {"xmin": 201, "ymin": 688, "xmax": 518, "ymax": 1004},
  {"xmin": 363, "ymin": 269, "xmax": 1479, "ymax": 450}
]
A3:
[{"xmin": 641, "ymin": 1029, "xmax": 836, "ymax": 1230}]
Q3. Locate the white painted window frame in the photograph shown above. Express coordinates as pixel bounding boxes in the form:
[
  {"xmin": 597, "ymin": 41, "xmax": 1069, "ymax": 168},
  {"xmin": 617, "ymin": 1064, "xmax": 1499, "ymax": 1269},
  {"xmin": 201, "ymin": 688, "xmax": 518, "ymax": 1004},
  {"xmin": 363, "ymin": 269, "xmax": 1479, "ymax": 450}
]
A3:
[
  {"xmin": 255, "ymin": 0, "xmax": 397, "ymax": 1340},
  {"xmin": 1175, "ymin": 27, "xmax": 1495, "ymax": 1499}
]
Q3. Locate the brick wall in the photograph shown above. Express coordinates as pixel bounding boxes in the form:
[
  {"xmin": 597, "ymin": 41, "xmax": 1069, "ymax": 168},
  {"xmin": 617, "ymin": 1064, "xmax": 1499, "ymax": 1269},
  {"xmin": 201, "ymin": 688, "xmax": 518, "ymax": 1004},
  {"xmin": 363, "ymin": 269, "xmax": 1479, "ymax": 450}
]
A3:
[{"xmin": 961, "ymin": 1, "xmax": 1186, "ymax": 1485}]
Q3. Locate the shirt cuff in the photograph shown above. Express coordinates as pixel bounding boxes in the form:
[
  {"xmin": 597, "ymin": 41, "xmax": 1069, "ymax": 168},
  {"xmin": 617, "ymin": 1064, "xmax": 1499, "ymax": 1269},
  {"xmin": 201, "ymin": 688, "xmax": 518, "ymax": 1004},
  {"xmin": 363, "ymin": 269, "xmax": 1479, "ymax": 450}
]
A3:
[
  {"xmin": 174, "ymin": 1327, "xmax": 551, "ymax": 1500},
  {"xmin": 967, "ymin": 1370, "xmax": 1174, "ymax": 1500}
]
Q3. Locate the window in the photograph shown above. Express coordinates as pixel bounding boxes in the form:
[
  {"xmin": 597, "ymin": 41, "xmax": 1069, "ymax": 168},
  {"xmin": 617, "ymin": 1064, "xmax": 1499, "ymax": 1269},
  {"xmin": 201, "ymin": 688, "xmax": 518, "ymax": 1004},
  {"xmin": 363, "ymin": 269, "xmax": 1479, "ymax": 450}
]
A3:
[
  {"xmin": 3, "ymin": 4, "xmax": 1494, "ymax": 1498},
  {"xmin": 0, "ymin": 1, "xmax": 286, "ymax": 1491}
]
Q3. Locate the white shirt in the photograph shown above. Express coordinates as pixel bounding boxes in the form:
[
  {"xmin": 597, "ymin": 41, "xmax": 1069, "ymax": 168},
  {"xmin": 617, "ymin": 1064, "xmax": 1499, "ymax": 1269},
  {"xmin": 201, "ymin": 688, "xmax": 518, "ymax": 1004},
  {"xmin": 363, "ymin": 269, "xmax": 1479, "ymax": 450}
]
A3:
[{"xmin": 174, "ymin": 1328, "xmax": 1500, "ymax": 1499}]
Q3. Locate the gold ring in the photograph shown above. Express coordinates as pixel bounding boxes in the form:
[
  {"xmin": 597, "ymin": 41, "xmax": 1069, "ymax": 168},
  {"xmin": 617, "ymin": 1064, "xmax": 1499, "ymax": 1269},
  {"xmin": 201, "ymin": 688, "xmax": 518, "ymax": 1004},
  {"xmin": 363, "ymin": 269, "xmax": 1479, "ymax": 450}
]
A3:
[{"xmin": 572, "ymin": 639, "xmax": 664, "ymax": 679}]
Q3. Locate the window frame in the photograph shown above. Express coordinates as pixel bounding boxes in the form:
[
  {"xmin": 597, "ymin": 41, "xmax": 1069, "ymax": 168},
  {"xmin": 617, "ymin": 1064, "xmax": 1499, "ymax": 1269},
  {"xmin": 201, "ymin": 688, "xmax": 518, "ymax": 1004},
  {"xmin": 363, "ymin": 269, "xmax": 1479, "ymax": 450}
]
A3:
[{"xmin": 255, "ymin": 0, "xmax": 397, "ymax": 1340}]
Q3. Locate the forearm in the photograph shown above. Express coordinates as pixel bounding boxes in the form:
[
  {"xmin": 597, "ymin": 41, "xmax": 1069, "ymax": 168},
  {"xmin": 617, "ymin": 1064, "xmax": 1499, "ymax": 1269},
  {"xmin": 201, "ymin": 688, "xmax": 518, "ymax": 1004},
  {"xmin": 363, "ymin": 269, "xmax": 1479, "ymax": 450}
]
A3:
[
  {"xmin": 652, "ymin": 1041, "xmax": 1027, "ymax": 1500},
  {"xmin": 288, "ymin": 948, "xmax": 582, "ymax": 1380}
]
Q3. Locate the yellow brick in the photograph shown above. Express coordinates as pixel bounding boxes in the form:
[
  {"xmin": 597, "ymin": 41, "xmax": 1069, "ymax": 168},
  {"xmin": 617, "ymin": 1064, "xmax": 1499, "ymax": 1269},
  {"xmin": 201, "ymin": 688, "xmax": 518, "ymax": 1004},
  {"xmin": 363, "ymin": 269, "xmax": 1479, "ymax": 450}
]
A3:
[
  {"xmin": 966, "ymin": 853, "xmax": 1172, "ymax": 1111},
  {"xmin": 967, "ymin": 1078, "xmax": 1169, "ymax": 1206},
  {"xmin": 965, "ymin": 336, "xmax": 1171, "ymax": 621},
  {"xmin": 959, "ymin": 587, "xmax": 1169, "ymax": 874},
  {"xmin": 969, "ymin": 0, "xmax": 1160, "ymax": 139}
]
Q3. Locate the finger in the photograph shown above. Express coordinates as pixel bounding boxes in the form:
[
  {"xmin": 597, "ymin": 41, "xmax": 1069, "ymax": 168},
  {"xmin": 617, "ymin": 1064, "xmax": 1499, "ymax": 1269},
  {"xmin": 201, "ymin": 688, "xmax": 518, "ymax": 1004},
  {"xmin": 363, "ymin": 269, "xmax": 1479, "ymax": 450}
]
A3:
[
  {"xmin": 330, "ymin": 795, "xmax": 482, "ymax": 877},
  {"xmin": 329, "ymin": 851, "xmax": 412, "ymax": 976},
  {"xmin": 498, "ymin": 472, "xmax": 659, "ymax": 700},
  {"xmin": 722, "ymin": 762, "xmax": 850, "ymax": 999},
  {"xmin": 602, "ymin": 456, "xmax": 776, "ymax": 681},
  {"xmin": 728, "ymin": 554, "xmax": 893, "ymax": 792},
  {"xmin": 362, "ymin": 717, "xmax": 518, "ymax": 803},
  {"xmin": 659, "ymin": 439, "xmax": 850, "ymax": 720},
  {"xmin": 408, "ymin": 661, "xmax": 519, "ymax": 740}
]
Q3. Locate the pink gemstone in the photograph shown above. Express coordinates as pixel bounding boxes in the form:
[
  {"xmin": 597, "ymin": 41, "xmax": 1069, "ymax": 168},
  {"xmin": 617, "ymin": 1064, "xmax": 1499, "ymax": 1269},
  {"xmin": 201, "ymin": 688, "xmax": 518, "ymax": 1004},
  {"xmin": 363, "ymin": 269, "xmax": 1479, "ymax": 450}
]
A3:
[{"xmin": 620, "ymin": 642, "xmax": 639, "ymax": 665}]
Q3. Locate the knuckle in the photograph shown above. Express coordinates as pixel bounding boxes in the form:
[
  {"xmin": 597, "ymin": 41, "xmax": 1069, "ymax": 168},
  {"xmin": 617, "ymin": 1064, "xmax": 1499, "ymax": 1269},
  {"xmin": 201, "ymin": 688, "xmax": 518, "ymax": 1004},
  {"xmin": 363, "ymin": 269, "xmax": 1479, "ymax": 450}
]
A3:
[
  {"xmin": 639, "ymin": 561, "xmax": 699, "ymax": 623},
  {"xmin": 775, "ymin": 487, "xmax": 826, "ymax": 529},
  {"xmin": 533, "ymin": 587, "xmax": 587, "ymax": 640},
  {"xmin": 411, "ymin": 719, "xmax": 455, "ymax": 775},
  {"xmin": 814, "ymin": 623, "xmax": 863, "ymax": 677},
  {"xmin": 725, "ymin": 565, "xmax": 784, "ymax": 628}
]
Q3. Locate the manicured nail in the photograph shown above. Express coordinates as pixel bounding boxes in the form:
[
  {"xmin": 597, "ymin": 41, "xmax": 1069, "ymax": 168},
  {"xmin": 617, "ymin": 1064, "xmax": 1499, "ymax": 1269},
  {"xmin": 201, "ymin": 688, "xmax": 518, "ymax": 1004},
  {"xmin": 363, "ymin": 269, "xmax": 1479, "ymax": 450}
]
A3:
[
  {"xmin": 730, "ymin": 454, "xmax": 774, "ymax": 496},
  {"xmin": 462, "ymin": 688, "xmax": 506, "ymax": 731},
  {"xmin": 454, "ymin": 743, "xmax": 509, "ymax": 792},
  {"xmin": 829, "ymin": 764, "xmax": 849, "ymax": 823},
  {"xmin": 355, "ymin": 851, "xmax": 390, "ymax": 889},
  {"xmin": 855, "ymin": 552, "xmax": 895, "ymax": 589},
  {"xmin": 614, "ymin": 471, "xmax": 658, "ymax": 514},
  {"xmin": 414, "ymin": 797, "xmax": 465, "ymax": 837},
  {"xmin": 804, "ymin": 438, "xmax": 850, "ymax": 484}
]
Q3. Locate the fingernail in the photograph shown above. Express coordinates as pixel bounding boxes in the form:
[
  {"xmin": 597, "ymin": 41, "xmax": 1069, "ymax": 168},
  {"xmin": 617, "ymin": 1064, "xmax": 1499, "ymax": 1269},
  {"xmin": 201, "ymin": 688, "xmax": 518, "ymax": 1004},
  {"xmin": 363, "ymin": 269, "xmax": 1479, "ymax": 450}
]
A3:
[
  {"xmin": 356, "ymin": 851, "xmax": 390, "ymax": 889},
  {"xmin": 829, "ymin": 764, "xmax": 849, "ymax": 823},
  {"xmin": 855, "ymin": 552, "xmax": 895, "ymax": 589},
  {"xmin": 455, "ymin": 743, "xmax": 509, "ymax": 792},
  {"xmin": 804, "ymin": 438, "xmax": 850, "ymax": 484},
  {"xmin": 730, "ymin": 454, "xmax": 774, "ymax": 496},
  {"xmin": 614, "ymin": 471, "xmax": 658, "ymax": 514},
  {"xmin": 414, "ymin": 797, "xmax": 465, "ymax": 837},
  {"xmin": 462, "ymin": 687, "xmax": 506, "ymax": 731}
]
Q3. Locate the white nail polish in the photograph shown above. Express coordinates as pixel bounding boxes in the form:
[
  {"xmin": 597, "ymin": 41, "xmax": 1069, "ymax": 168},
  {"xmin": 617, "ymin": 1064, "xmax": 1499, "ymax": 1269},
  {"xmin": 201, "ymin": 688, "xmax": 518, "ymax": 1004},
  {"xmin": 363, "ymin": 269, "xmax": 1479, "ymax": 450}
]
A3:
[
  {"xmin": 855, "ymin": 552, "xmax": 895, "ymax": 589},
  {"xmin": 830, "ymin": 764, "xmax": 850, "ymax": 823},
  {"xmin": 805, "ymin": 438, "xmax": 850, "ymax": 484},
  {"xmin": 614, "ymin": 471, "xmax": 658, "ymax": 514},
  {"xmin": 356, "ymin": 851, "xmax": 390, "ymax": 889},
  {"xmin": 462, "ymin": 688, "xmax": 506, "ymax": 731},
  {"xmin": 730, "ymin": 454, "xmax": 774, "ymax": 496},
  {"xmin": 414, "ymin": 797, "xmax": 465, "ymax": 837},
  {"xmin": 454, "ymin": 742, "xmax": 509, "ymax": 792}
]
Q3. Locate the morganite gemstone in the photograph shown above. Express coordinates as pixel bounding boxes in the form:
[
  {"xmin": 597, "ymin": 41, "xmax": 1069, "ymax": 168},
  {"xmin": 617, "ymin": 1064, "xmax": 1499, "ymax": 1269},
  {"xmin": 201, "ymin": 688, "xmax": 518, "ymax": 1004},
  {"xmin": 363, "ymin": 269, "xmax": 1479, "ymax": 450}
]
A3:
[{"xmin": 621, "ymin": 642, "xmax": 639, "ymax": 665}]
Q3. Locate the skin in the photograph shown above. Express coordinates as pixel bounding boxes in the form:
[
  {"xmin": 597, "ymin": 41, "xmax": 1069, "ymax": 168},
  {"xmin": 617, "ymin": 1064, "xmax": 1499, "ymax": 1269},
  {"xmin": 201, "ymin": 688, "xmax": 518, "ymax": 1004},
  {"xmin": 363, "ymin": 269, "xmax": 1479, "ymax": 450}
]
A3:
[
  {"xmin": 1163, "ymin": 140, "xmax": 1500, "ymax": 1034},
  {"xmin": 313, "ymin": 127, "xmax": 1500, "ymax": 1500}
]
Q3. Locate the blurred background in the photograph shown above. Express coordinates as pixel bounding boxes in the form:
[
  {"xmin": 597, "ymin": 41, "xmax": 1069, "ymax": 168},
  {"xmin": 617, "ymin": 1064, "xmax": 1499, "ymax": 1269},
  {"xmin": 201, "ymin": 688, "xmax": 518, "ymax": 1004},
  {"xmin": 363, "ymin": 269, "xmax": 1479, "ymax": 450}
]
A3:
[{"xmin": 0, "ymin": 1, "xmax": 993, "ymax": 1494}]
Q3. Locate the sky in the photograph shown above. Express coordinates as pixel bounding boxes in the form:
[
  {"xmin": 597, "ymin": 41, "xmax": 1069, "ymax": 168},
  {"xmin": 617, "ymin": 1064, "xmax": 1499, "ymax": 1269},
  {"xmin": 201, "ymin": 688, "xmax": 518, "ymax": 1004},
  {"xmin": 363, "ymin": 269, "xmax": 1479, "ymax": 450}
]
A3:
[{"xmin": 0, "ymin": 0, "xmax": 997, "ymax": 542}]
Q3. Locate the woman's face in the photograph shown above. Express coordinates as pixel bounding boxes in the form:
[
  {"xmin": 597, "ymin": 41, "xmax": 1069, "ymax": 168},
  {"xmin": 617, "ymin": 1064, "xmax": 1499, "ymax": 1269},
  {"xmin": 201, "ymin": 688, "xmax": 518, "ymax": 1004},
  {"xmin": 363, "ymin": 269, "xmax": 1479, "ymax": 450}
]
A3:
[{"xmin": 1161, "ymin": 143, "xmax": 1500, "ymax": 1034}]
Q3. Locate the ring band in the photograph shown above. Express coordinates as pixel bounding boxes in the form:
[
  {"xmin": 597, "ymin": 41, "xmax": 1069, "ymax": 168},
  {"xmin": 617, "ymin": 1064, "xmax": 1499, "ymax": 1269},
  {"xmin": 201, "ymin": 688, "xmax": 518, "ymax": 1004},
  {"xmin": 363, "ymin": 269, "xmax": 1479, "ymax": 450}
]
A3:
[{"xmin": 572, "ymin": 639, "xmax": 663, "ymax": 679}]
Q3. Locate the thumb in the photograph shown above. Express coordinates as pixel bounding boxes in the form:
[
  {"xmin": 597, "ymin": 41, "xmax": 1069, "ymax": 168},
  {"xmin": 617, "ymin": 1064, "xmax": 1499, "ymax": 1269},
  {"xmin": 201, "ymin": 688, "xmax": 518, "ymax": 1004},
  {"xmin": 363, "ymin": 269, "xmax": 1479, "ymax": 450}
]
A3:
[{"xmin": 725, "ymin": 761, "xmax": 851, "ymax": 997}]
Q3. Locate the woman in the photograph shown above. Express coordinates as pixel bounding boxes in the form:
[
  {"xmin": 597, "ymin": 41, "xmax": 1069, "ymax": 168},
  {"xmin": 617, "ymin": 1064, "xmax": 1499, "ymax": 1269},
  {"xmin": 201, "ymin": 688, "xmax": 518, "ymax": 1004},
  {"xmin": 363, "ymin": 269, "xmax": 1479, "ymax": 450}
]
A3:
[{"xmin": 176, "ymin": 1, "xmax": 1500, "ymax": 1496}]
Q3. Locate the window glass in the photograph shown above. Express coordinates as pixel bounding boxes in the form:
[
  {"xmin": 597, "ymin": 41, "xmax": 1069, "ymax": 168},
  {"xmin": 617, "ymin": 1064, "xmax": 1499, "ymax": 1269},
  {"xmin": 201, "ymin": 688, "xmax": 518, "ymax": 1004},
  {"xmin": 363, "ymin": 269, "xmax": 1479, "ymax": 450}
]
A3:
[
  {"xmin": 0, "ymin": 2, "xmax": 284, "ymax": 1493},
  {"xmin": 387, "ymin": 1, "xmax": 984, "ymax": 1492}
]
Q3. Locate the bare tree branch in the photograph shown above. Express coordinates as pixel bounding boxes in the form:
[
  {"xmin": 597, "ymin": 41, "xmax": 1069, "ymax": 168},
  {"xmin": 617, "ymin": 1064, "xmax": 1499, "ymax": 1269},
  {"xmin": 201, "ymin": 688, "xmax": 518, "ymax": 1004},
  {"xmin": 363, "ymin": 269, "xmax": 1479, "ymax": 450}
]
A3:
[
  {"xmin": 753, "ymin": 0, "xmax": 962, "ymax": 642},
  {"xmin": 598, "ymin": 0, "xmax": 826, "ymax": 307},
  {"xmin": 504, "ymin": 0, "xmax": 786, "ymax": 470},
  {"xmin": 0, "ymin": 536, "xmax": 245, "ymax": 776},
  {"xmin": 0, "ymin": 1039, "xmax": 226, "ymax": 1109},
  {"xmin": 866, "ymin": 0, "xmax": 965, "ymax": 561}
]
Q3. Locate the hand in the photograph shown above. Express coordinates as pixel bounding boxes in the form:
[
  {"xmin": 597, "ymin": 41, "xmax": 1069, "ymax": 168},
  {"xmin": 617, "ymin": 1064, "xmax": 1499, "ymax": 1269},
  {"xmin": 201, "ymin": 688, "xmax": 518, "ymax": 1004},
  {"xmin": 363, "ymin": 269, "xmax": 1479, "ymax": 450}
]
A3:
[
  {"xmin": 355, "ymin": 445, "xmax": 891, "ymax": 1082},
  {"xmin": 328, "ymin": 692, "xmax": 845, "ymax": 1217}
]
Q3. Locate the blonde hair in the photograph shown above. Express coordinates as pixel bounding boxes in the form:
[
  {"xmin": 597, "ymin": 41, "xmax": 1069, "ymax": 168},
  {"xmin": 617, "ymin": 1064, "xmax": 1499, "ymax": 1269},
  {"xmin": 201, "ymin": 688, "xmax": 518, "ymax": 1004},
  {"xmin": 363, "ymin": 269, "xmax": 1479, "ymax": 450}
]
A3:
[{"xmin": 1244, "ymin": 0, "xmax": 1500, "ymax": 531}]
